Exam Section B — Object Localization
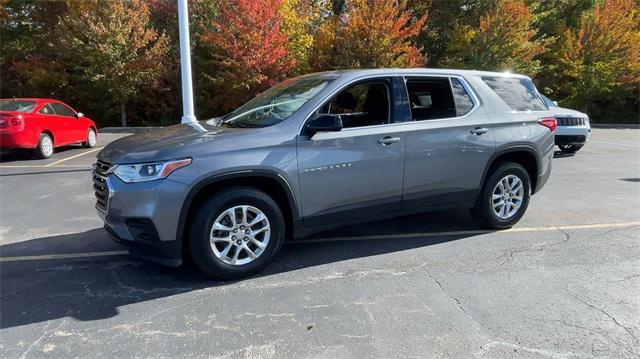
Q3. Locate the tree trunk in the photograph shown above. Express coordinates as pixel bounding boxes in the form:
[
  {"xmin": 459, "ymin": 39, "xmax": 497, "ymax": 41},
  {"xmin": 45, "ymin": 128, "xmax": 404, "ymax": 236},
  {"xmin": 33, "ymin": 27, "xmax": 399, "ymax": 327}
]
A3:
[{"xmin": 120, "ymin": 102, "xmax": 127, "ymax": 127}]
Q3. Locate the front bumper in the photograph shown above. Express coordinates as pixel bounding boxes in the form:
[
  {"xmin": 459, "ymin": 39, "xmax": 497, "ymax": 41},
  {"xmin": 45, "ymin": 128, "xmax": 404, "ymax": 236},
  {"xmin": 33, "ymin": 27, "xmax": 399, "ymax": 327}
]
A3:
[{"xmin": 95, "ymin": 174, "xmax": 189, "ymax": 267}]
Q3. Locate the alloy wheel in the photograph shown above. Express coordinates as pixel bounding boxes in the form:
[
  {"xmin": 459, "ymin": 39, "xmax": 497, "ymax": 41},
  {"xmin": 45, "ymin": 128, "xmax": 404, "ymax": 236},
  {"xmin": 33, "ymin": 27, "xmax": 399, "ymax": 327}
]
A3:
[
  {"xmin": 41, "ymin": 135, "xmax": 53, "ymax": 157},
  {"xmin": 492, "ymin": 174, "xmax": 524, "ymax": 219},
  {"xmin": 209, "ymin": 205, "xmax": 271, "ymax": 266}
]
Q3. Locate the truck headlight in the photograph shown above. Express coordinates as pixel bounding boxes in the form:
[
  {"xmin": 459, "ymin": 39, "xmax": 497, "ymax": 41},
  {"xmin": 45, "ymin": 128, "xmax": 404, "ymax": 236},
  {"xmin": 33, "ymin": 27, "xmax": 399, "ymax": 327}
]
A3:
[{"xmin": 114, "ymin": 158, "xmax": 191, "ymax": 183}]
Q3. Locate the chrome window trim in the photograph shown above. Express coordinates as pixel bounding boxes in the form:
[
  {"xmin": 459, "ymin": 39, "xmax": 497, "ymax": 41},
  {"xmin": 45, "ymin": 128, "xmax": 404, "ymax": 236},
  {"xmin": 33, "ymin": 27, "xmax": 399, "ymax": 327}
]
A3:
[{"xmin": 299, "ymin": 73, "xmax": 482, "ymax": 136}]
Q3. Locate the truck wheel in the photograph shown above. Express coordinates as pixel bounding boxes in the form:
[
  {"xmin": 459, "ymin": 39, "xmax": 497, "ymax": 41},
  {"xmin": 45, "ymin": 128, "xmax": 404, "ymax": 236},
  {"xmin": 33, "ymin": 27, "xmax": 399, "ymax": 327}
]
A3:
[
  {"xmin": 559, "ymin": 144, "xmax": 582, "ymax": 153},
  {"xmin": 36, "ymin": 133, "xmax": 54, "ymax": 159},
  {"xmin": 188, "ymin": 187, "xmax": 285, "ymax": 279},
  {"xmin": 85, "ymin": 128, "xmax": 97, "ymax": 148},
  {"xmin": 471, "ymin": 162, "xmax": 531, "ymax": 229}
]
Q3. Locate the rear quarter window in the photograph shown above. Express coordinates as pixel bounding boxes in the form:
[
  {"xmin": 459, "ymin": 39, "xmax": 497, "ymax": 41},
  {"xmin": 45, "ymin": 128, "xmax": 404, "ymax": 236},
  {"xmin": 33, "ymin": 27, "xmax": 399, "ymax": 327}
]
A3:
[{"xmin": 481, "ymin": 76, "xmax": 546, "ymax": 111}]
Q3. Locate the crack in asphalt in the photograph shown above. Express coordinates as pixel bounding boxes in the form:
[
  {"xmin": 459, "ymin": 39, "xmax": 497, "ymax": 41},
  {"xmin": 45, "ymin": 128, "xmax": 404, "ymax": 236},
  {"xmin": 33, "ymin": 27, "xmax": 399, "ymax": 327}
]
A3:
[
  {"xmin": 494, "ymin": 227, "xmax": 573, "ymax": 268},
  {"xmin": 568, "ymin": 292, "xmax": 639, "ymax": 347}
]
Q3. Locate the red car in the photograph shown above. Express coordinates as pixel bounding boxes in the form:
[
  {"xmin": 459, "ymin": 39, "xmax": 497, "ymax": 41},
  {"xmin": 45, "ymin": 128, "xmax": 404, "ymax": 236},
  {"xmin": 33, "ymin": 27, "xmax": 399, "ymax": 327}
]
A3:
[{"xmin": 0, "ymin": 98, "xmax": 97, "ymax": 158}]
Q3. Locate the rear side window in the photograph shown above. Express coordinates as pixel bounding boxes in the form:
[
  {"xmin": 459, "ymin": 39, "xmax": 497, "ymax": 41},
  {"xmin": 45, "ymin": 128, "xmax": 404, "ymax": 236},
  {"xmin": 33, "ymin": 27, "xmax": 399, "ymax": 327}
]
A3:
[
  {"xmin": 406, "ymin": 77, "xmax": 456, "ymax": 121},
  {"xmin": 482, "ymin": 76, "xmax": 546, "ymax": 111},
  {"xmin": 450, "ymin": 78, "xmax": 474, "ymax": 116},
  {"xmin": 51, "ymin": 103, "xmax": 76, "ymax": 117},
  {"xmin": 39, "ymin": 104, "xmax": 55, "ymax": 115}
]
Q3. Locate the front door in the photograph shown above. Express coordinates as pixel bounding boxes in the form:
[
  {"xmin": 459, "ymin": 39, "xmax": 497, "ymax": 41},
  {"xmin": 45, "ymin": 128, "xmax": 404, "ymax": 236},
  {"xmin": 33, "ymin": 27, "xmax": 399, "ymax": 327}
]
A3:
[
  {"xmin": 297, "ymin": 78, "xmax": 405, "ymax": 228},
  {"xmin": 51, "ymin": 102, "xmax": 83, "ymax": 143}
]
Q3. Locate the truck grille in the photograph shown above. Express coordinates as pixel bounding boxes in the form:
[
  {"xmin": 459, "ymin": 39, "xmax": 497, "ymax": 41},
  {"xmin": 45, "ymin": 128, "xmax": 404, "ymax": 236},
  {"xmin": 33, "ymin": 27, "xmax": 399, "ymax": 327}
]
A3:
[
  {"xmin": 93, "ymin": 160, "xmax": 113, "ymax": 211},
  {"xmin": 556, "ymin": 117, "xmax": 586, "ymax": 126}
]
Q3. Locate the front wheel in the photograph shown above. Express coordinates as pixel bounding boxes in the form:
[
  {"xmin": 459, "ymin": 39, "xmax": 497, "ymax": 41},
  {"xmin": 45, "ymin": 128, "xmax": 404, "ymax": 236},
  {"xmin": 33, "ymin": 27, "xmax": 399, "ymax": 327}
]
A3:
[
  {"xmin": 85, "ymin": 128, "xmax": 97, "ymax": 148},
  {"xmin": 559, "ymin": 144, "xmax": 582, "ymax": 153},
  {"xmin": 471, "ymin": 162, "xmax": 531, "ymax": 229},
  {"xmin": 188, "ymin": 187, "xmax": 285, "ymax": 279}
]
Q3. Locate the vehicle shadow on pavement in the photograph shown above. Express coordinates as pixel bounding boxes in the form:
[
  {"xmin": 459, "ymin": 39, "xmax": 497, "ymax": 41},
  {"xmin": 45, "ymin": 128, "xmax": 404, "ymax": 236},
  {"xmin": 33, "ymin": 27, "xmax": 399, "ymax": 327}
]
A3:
[
  {"xmin": 0, "ymin": 145, "xmax": 84, "ymax": 163},
  {"xmin": 0, "ymin": 209, "xmax": 482, "ymax": 329}
]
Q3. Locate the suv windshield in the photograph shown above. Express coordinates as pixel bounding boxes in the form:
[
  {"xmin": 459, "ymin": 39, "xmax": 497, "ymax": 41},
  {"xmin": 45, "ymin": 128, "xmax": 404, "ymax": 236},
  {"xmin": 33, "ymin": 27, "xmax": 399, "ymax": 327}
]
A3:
[
  {"xmin": 218, "ymin": 76, "xmax": 334, "ymax": 128},
  {"xmin": 0, "ymin": 100, "xmax": 36, "ymax": 112}
]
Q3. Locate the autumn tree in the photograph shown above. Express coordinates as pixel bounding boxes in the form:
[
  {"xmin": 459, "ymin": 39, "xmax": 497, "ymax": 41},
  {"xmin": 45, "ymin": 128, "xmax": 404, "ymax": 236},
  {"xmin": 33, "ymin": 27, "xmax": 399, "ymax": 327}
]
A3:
[
  {"xmin": 200, "ymin": 0, "xmax": 295, "ymax": 111},
  {"xmin": 48, "ymin": 0, "xmax": 170, "ymax": 126},
  {"xmin": 309, "ymin": 0, "xmax": 427, "ymax": 70},
  {"xmin": 442, "ymin": 0, "xmax": 546, "ymax": 75},
  {"xmin": 280, "ymin": 0, "xmax": 320, "ymax": 74},
  {"xmin": 552, "ymin": 0, "xmax": 640, "ymax": 113}
]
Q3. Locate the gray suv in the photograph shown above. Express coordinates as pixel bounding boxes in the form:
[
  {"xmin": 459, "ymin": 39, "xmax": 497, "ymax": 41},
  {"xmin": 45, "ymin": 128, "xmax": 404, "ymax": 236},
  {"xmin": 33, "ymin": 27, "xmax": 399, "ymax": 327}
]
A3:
[{"xmin": 94, "ymin": 69, "xmax": 555, "ymax": 278}]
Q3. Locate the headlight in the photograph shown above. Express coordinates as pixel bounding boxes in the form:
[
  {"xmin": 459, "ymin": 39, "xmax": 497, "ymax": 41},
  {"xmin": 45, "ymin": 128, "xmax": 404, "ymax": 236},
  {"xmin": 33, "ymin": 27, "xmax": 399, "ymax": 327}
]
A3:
[{"xmin": 114, "ymin": 158, "xmax": 192, "ymax": 183}]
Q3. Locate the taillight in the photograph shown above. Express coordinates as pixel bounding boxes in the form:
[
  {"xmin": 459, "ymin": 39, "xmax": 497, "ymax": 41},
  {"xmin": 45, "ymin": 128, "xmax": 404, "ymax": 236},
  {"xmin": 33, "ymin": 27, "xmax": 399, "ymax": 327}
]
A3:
[
  {"xmin": 9, "ymin": 117, "xmax": 23, "ymax": 127},
  {"xmin": 1, "ymin": 116, "xmax": 25, "ymax": 130},
  {"xmin": 538, "ymin": 117, "xmax": 557, "ymax": 132}
]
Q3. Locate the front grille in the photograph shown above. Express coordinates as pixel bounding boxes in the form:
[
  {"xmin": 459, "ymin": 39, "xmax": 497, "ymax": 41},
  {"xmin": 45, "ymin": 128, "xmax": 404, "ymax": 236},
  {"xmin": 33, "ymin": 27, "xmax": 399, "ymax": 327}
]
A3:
[
  {"xmin": 556, "ymin": 117, "xmax": 585, "ymax": 127},
  {"xmin": 93, "ymin": 160, "xmax": 113, "ymax": 211}
]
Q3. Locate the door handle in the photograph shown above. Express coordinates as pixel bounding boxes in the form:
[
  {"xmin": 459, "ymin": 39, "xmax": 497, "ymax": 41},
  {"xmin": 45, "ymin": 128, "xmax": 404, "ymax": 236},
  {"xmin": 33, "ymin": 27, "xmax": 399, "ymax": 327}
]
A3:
[
  {"xmin": 470, "ymin": 127, "xmax": 489, "ymax": 135},
  {"xmin": 378, "ymin": 136, "xmax": 400, "ymax": 146}
]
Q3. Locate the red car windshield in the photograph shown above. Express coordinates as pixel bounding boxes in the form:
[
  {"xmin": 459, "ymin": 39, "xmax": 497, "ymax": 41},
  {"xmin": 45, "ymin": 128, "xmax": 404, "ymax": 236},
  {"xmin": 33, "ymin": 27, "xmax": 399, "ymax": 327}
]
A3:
[{"xmin": 0, "ymin": 100, "xmax": 36, "ymax": 113}]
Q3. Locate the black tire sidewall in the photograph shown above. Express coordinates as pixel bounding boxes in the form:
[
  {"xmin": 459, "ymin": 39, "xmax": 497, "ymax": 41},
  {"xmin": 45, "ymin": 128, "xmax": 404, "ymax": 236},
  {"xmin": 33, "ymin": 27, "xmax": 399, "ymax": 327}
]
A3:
[
  {"xmin": 37, "ymin": 133, "xmax": 53, "ymax": 159},
  {"xmin": 188, "ymin": 187, "xmax": 285, "ymax": 279},
  {"xmin": 475, "ymin": 162, "xmax": 531, "ymax": 229}
]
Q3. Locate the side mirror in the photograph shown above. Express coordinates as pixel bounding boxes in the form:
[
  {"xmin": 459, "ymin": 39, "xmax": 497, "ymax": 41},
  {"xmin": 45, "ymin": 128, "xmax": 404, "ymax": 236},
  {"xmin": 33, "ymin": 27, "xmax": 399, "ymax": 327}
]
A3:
[
  {"xmin": 305, "ymin": 114, "xmax": 343, "ymax": 136},
  {"xmin": 75, "ymin": 112, "xmax": 84, "ymax": 118},
  {"xmin": 552, "ymin": 101, "xmax": 558, "ymax": 107}
]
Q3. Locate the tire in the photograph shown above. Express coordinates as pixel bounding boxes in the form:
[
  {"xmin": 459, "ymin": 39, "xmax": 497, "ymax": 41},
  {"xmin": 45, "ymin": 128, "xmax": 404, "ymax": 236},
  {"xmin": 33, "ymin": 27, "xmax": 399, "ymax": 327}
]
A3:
[
  {"xmin": 85, "ymin": 128, "xmax": 97, "ymax": 148},
  {"xmin": 188, "ymin": 186, "xmax": 285, "ymax": 279},
  {"xmin": 36, "ymin": 133, "xmax": 54, "ymax": 159},
  {"xmin": 471, "ymin": 162, "xmax": 531, "ymax": 229},
  {"xmin": 559, "ymin": 144, "xmax": 582, "ymax": 153}
]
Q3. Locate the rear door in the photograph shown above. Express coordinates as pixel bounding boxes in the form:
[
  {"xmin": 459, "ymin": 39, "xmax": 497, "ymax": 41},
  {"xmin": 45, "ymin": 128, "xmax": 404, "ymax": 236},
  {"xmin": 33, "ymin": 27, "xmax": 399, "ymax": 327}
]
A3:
[
  {"xmin": 296, "ymin": 77, "xmax": 406, "ymax": 227},
  {"xmin": 401, "ymin": 76, "xmax": 496, "ymax": 211}
]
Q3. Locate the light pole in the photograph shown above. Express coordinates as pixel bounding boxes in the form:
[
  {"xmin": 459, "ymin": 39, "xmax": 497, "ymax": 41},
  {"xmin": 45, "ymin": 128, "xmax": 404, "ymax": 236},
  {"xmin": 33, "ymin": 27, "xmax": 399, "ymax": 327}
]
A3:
[{"xmin": 178, "ymin": 0, "xmax": 196, "ymax": 123}]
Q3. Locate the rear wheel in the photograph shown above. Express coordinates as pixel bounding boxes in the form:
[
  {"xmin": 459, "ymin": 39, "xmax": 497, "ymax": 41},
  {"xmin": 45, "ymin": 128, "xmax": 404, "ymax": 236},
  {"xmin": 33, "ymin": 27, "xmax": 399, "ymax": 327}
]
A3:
[
  {"xmin": 85, "ymin": 128, "xmax": 97, "ymax": 148},
  {"xmin": 471, "ymin": 162, "xmax": 531, "ymax": 229},
  {"xmin": 188, "ymin": 187, "xmax": 285, "ymax": 279},
  {"xmin": 36, "ymin": 133, "xmax": 54, "ymax": 159},
  {"xmin": 559, "ymin": 144, "xmax": 582, "ymax": 153}
]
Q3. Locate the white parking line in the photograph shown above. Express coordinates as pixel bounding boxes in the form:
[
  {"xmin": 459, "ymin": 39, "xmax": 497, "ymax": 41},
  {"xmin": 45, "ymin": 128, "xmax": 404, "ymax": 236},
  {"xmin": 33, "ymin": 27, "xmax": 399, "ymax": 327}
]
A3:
[
  {"xmin": 45, "ymin": 147, "xmax": 102, "ymax": 167},
  {"xmin": 1, "ymin": 221, "xmax": 638, "ymax": 263}
]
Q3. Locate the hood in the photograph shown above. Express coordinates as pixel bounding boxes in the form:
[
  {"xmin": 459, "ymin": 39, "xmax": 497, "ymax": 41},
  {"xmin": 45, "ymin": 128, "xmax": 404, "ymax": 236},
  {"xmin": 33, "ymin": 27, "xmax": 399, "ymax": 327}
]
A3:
[
  {"xmin": 549, "ymin": 106, "xmax": 588, "ymax": 119},
  {"xmin": 98, "ymin": 120, "xmax": 254, "ymax": 164}
]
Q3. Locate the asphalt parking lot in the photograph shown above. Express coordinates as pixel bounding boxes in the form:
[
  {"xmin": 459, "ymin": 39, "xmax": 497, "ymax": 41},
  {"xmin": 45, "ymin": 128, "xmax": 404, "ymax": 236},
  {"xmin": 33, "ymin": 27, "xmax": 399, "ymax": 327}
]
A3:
[{"xmin": 1, "ymin": 128, "xmax": 639, "ymax": 358}]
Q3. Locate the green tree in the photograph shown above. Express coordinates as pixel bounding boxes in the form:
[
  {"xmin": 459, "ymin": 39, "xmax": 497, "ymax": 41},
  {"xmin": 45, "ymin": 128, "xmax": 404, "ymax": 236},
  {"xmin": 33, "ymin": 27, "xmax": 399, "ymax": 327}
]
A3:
[
  {"xmin": 52, "ymin": 0, "xmax": 170, "ymax": 126},
  {"xmin": 442, "ymin": 0, "xmax": 546, "ymax": 75}
]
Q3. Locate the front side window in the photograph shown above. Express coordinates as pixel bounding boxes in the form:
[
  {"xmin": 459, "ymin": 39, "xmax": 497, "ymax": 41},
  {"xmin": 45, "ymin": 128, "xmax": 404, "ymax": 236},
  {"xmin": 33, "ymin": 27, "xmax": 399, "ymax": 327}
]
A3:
[
  {"xmin": 318, "ymin": 81, "xmax": 390, "ymax": 128},
  {"xmin": 51, "ymin": 102, "xmax": 76, "ymax": 117},
  {"xmin": 0, "ymin": 100, "xmax": 36, "ymax": 112},
  {"xmin": 219, "ymin": 76, "xmax": 335, "ymax": 128},
  {"xmin": 450, "ymin": 78, "xmax": 475, "ymax": 116},
  {"xmin": 482, "ymin": 76, "xmax": 547, "ymax": 111},
  {"xmin": 406, "ymin": 77, "xmax": 456, "ymax": 121}
]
